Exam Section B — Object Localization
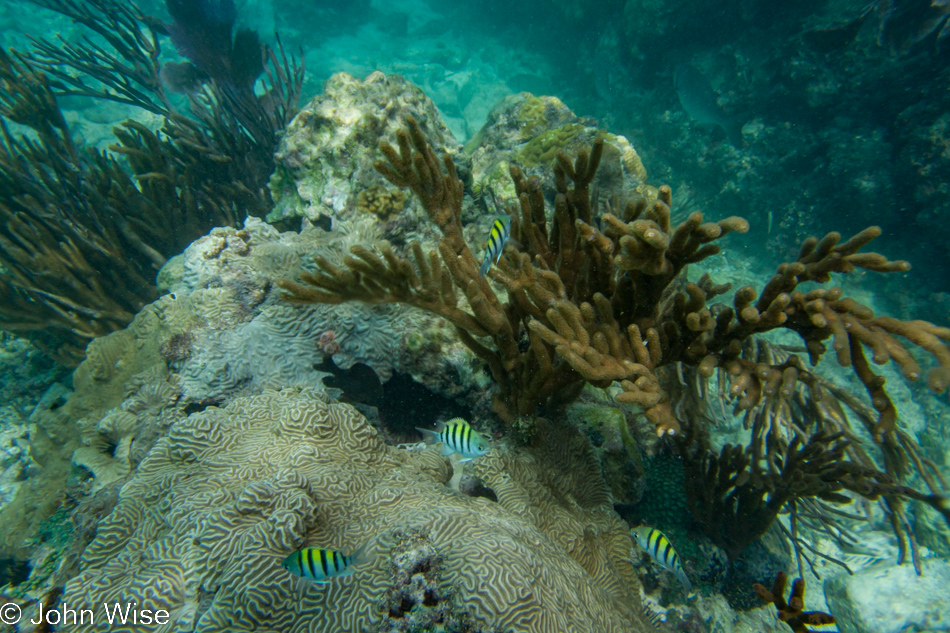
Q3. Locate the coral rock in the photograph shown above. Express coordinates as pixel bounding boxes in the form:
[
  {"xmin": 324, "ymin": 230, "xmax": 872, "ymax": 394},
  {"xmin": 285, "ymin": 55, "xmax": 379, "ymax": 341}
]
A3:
[
  {"xmin": 271, "ymin": 72, "xmax": 460, "ymax": 224},
  {"xmin": 467, "ymin": 93, "xmax": 648, "ymax": 210},
  {"xmin": 824, "ymin": 558, "xmax": 950, "ymax": 633}
]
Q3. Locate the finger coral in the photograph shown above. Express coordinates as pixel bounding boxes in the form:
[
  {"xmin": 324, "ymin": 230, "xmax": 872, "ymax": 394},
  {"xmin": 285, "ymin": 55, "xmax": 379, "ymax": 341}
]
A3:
[{"xmin": 61, "ymin": 389, "xmax": 652, "ymax": 632}]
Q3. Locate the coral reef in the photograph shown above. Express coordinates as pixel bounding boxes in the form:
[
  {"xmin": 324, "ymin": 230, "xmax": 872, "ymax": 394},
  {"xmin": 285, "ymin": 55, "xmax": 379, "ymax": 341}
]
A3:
[
  {"xmin": 278, "ymin": 115, "xmax": 672, "ymax": 423},
  {"xmin": 61, "ymin": 389, "xmax": 651, "ymax": 632},
  {"xmin": 279, "ymin": 112, "xmax": 950, "ymax": 580},
  {"xmin": 0, "ymin": 213, "xmax": 489, "ymax": 575},
  {"xmin": 166, "ymin": 218, "xmax": 458, "ymax": 393},
  {"xmin": 280, "ymin": 114, "xmax": 950, "ymax": 443}
]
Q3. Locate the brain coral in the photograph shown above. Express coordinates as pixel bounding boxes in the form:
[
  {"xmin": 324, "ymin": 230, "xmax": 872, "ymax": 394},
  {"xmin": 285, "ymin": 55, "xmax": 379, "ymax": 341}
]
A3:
[{"xmin": 63, "ymin": 389, "xmax": 650, "ymax": 632}]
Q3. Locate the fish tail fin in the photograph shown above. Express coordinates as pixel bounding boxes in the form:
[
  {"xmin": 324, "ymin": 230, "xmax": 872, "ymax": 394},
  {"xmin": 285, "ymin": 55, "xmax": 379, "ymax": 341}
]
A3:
[
  {"xmin": 676, "ymin": 569, "xmax": 692, "ymax": 593},
  {"xmin": 479, "ymin": 256, "xmax": 490, "ymax": 277},
  {"xmin": 416, "ymin": 426, "xmax": 440, "ymax": 445},
  {"xmin": 348, "ymin": 538, "xmax": 379, "ymax": 569}
]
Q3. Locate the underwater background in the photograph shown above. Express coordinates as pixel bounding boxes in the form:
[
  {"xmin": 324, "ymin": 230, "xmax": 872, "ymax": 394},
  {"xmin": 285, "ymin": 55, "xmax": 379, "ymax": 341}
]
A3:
[{"xmin": 1, "ymin": 0, "xmax": 950, "ymax": 631}]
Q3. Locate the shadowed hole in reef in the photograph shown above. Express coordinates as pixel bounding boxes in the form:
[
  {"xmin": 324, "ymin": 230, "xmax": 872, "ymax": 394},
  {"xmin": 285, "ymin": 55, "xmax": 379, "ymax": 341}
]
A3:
[
  {"xmin": 317, "ymin": 359, "xmax": 471, "ymax": 443},
  {"xmin": 183, "ymin": 397, "xmax": 224, "ymax": 415},
  {"xmin": 377, "ymin": 372, "xmax": 472, "ymax": 442},
  {"xmin": 391, "ymin": 597, "xmax": 415, "ymax": 617},
  {"xmin": 0, "ymin": 557, "xmax": 31, "ymax": 586}
]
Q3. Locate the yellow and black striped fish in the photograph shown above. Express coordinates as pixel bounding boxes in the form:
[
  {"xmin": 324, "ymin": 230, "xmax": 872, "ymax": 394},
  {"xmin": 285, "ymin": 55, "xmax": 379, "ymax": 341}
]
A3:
[
  {"xmin": 416, "ymin": 417, "xmax": 490, "ymax": 462},
  {"xmin": 281, "ymin": 543, "xmax": 372, "ymax": 583},
  {"xmin": 479, "ymin": 215, "xmax": 511, "ymax": 277},
  {"xmin": 631, "ymin": 526, "xmax": 692, "ymax": 592}
]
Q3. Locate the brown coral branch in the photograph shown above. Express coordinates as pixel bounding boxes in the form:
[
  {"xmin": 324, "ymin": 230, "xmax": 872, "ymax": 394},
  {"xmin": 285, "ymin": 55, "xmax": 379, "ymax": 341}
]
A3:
[{"xmin": 754, "ymin": 572, "xmax": 835, "ymax": 633}]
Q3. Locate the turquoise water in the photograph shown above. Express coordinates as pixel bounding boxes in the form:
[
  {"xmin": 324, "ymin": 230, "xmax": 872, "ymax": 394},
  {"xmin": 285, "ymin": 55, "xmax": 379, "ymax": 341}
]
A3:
[{"xmin": 0, "ymin": 1, "xmax": 949, "ymax": 631}]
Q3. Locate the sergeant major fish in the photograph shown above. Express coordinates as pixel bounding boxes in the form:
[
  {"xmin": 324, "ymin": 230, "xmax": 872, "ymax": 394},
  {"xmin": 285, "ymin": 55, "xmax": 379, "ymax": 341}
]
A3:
[
  {"xmin": 479, "ymin": 215, "xmax": 511, "ymax": 277},
  {"xmin": 416, "ymin": 417, "xmax": 491, "ymax": 462},
  {"xmin": 282, "ymin": 542, "xmax": 374, "ymax": 584},
  {"xmin": 631, "ymin": 526, "xmax": 692, "ymax": 593}
]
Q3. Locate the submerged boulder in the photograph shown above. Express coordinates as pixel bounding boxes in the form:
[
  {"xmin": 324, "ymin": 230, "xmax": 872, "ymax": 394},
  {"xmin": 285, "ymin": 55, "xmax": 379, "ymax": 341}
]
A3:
[{"xmin": 824, "ymin": 557, "xmax": 950, "ymax": 633}]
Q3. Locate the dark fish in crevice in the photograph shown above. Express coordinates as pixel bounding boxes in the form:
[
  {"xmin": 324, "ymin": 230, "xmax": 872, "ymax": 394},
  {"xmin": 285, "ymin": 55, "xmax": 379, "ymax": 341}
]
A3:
[
  {"xmin": 315, "ymin": 357, "xmax": 384, "ymax": 407},
  {"xmin": 802, "ymin": 3, "xmax": 876, "ymax": 52},
  {"xmin": 674, "ymin": 64, "xmax": 745, "ymax": 147}
]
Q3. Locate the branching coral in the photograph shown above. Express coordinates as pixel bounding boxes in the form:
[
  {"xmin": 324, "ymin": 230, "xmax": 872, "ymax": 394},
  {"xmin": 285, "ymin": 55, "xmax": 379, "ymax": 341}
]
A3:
[
  {"xmin": 666, "ymin": 336, "xmax": 950, "ymax": 571},
  {"xmin": 280, "ymin": 116, "xmax": 744, "ymax": 421},
  {"xmin": 754, "ymin": 572, "xmax": 834, "ymax": 633},
  {"xmin": 281, "ymin": 115, "xmax": 950, "ymax": 441},
  {"xmin": 280, "ymin": 115, "xmax": 547, "ymax": 420}
]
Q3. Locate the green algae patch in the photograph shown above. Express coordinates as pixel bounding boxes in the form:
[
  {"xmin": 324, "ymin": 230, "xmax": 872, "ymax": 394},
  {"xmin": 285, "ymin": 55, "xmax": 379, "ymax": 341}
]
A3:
[{"xmin": 516, "ymin": 123, "xmax": 588, "ymax": 168}]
